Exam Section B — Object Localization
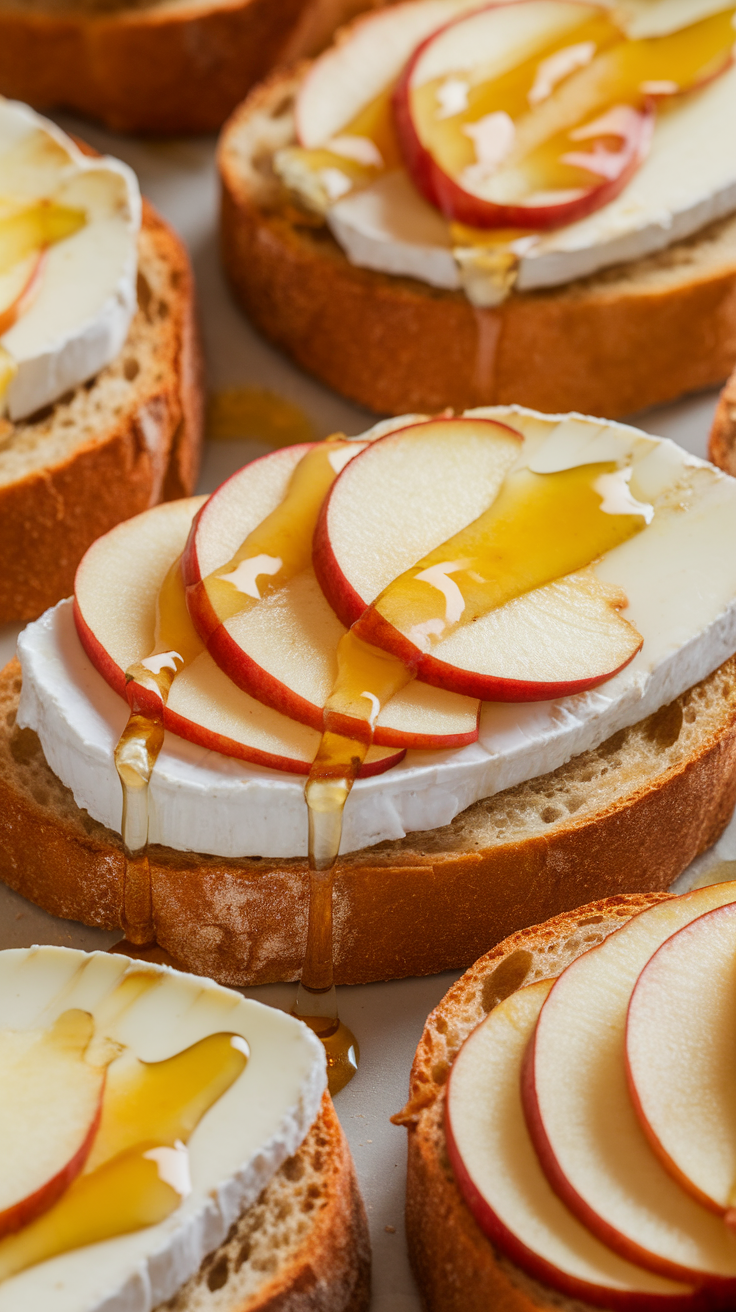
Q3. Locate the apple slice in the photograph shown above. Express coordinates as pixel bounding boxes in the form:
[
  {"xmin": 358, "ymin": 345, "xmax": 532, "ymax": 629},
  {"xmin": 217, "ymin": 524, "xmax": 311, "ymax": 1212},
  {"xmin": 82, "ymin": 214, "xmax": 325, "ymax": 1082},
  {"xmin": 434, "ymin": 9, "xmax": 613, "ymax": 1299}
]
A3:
[
  {"xmin": 184, "ymin": 442, "xmax": 479, "ymax": 749},
  {"xmin": 0, "ymin": 1009, "xmax": 106, "ymax": 1239},
  {"xmin": 206, "ymin": 568, "xmax": 479, "ymax": 749},
  {"xmin": 74, "ymin": 499, "xmax": 403, "ymax": 778},
  {"xmin": 626, "ymin": 901, "xmax": 736, "ymax": 1217},
  {"xmin": 314, "ymin": 416, "xmax": 644, "ymax": 701},
  {"xmin": 523, "ymin": 882, "xmax": 736, "ymax": 1288},
  {"xmin": 393, "ymin": 2, "xmax": 734, "ymax": 229},
  {"xmin": 446, "ymin": 980, "xmax": 699, "ymax": 1308},
  {"xmin": 0, "ymin": 250, "xmax": 43, "ymax": 337}
]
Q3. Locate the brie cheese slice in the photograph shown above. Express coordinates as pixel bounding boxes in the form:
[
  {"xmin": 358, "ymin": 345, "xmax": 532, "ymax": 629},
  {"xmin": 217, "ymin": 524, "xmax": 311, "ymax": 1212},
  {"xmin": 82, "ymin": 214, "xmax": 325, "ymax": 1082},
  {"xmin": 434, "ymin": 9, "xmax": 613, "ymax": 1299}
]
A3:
[
  {"xmin": 0, "ymin": 946, "xmax": 325, "ymax": 1312},
  {"xmin": 16, "ymin": 408, "xmax": 736, "ymax": 859},
  {"xmin": 0, "ymin": 100, "xmax": 140, "ymax": 421}
]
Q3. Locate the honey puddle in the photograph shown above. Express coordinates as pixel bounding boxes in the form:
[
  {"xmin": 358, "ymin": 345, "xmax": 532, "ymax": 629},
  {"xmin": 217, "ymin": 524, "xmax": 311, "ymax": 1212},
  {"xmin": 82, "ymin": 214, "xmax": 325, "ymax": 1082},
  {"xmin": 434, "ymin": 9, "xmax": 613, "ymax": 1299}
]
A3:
[
  {"xmin": 0, "ymin": 982, "xmax": 247, "ymax": 1279},
  {"xmin": 207, "ymin": 387, "xmax": 316, "ymax": 449}
]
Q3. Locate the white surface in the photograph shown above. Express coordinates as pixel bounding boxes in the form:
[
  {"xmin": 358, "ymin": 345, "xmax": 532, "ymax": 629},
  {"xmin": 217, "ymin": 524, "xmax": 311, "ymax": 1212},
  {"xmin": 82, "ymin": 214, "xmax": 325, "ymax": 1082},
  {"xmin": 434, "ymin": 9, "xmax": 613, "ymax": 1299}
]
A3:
[
  {"xmin": 0, "ymin": 115, "xmax": 729, "ymax": 1311},
  {"xmin": 0, "ymin": 101, "xmax": 140, "ymax": 421},
  {"xmin": 16, "ymin": 408, "xmax": 736, "ymax": 858},
  {"xmin": 0, "ymin": 947, "xmax": 325, "ymax": 1312}
]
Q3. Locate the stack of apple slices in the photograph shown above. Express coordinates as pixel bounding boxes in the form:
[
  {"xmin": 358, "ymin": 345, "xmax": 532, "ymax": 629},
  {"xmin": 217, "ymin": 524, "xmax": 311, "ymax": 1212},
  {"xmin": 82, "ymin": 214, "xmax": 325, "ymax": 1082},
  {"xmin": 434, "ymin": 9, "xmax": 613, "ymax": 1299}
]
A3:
[
  {"xmin": 73, "ymin": 415, "xmax": 647, "ymax": 780},
  {"xmin": 447, "ymin": 883, "xmax": 736, "ymax": 1308},
  {"xmin": 74, "ymin": 414, "xmax": 648, "ymax": 771}
]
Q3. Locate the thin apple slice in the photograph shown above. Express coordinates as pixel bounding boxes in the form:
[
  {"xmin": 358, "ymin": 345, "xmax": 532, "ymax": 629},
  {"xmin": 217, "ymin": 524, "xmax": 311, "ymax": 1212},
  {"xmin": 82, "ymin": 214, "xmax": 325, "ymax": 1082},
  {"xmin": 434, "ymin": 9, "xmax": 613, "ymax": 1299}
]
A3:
[
  {"xmin": 394, "ymin": 1, "xmax": 734, "ymax": 229},
  {"xmin": 523, "ymin": 883, "xmax": 736, "ymax": 1288},
  {"xmin": 74, "ymin": 499, "xmax": 403, "ymax": 778},
  {"xmin": 206, "ymin": 568, "xmax": 479, "ymax": 750},
  {"xmin": 0, "ymin": 250, "xmax": 43, "ymax": 336},
  {"xmin": 185, "ymin": 438, "xmax": 479, "ymax": 748},
  {"xmin": 314, "ymin": 416, "xmax": 644, "ymax": 701},
  {"xmin": 446, "ymin": 980, "xmax": 699, "ymax": 1308},
  {"xmin": 626, "ymin": 901, "xmax": 736, "ymax": 1217},
  {"xmin": 0, "ymin": 1009, "xmax": 106, "ymax": 1239}
]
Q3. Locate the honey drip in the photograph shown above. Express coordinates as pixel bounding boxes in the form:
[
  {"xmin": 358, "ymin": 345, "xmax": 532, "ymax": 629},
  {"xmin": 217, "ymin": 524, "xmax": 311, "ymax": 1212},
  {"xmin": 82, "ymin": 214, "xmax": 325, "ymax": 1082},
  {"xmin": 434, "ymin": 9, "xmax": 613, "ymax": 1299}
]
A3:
[
  {"xmin": 114, "ymin": 556, "xmax": 203, "ymax": 947},
  {"xmin": 301, "ymin": 458, "xmax": 654, "ymax": 1089},
  {"xmin": 0, "ymin": 996, "xmax": 247, "ymax": 1280}
]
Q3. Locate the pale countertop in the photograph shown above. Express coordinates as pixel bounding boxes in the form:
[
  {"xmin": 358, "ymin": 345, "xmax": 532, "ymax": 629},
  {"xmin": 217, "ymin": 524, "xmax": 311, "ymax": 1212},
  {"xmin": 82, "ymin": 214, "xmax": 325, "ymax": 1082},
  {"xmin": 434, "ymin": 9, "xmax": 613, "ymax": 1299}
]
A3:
[{"xmin": 0, "ymin": 114, "xmax": 733, "ymax": 1311}]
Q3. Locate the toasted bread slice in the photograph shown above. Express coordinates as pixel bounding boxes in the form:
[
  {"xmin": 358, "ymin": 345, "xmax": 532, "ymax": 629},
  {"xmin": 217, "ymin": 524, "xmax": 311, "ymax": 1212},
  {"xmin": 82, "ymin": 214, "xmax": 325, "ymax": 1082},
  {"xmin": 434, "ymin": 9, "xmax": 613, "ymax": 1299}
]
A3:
[
  {"xmin": 711, "ymin": 363, "xmax": 736, "ymax": 478},
  {"xmin": 393, "ymin": 892, "xmax": 672, "ymax": 1312},
  {"xmin": 156, "ymin": 1092, "xmax": 370, "ymax": 1312},
  {"xmin": 0, "ymin": 200, "xmax": 203, "ymax": 623},
  {"xmin": 1, "ymin": 652, "xmax": 735, "ymax": 986},
  {"xmin": 219, "ymin": 66, "xmax": 736, "ymax": 420},
  {"xmin": 0, "ymin": 0, "xmax": 384, "ymax": 135}
]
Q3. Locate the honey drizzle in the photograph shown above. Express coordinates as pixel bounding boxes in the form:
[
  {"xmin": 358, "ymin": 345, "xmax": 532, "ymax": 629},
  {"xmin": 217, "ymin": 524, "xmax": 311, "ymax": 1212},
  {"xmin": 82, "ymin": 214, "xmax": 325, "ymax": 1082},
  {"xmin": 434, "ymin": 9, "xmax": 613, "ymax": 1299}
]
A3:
[
  {"xmin": 0, "ymin": 996, "xmax": 248, "ymax": 1280},
  {"xmin": 114, "ymin": 557, "xmax": 203, "ymax": 947}
]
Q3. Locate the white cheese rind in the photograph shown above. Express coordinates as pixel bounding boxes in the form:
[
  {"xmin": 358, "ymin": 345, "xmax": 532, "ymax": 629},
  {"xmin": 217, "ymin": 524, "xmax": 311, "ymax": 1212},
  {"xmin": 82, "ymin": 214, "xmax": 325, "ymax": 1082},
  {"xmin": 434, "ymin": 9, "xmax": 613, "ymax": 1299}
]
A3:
[
  {"xmin": 16, "ymin": 408, "xmax": 736, "ymax": 859},
  {"xmin": 0, "ymin": 99, "xmax": 140, "ymax": 420},
  {"xmin": 0, "ymin": 946, "xmax": 325, "ymax": 1312}
]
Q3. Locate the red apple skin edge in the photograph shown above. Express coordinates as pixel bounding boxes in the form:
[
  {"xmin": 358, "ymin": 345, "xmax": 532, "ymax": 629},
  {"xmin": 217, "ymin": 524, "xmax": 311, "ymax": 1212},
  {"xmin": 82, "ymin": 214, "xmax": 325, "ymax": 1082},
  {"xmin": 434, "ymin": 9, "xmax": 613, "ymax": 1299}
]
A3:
[
  {"xmin": 624, "ymin": 907, "xmax": 736, "ymax": 1221},
  {"xmin": 181, "ymin": 442, "xmax": 319, "ymax": 643},
  {"xmin": 443, "ymin": 1075, "xmax": 705, "ymax": 1309},
  {"xmin": 0, "ymin": 1083, "xmax": 104, "ymax": 1240},
  {"xmin": 391, "ymin": 1, "xmax": 655, "ymax": 231},
  {"xmin": 202, "ymin": 619, "xmax": 481, "ymax": 750},
  {"xmin": 73, "ymin": 597, "xmax": 406, "ymax": 778},
  {"xmin": 0, "ymin": 250, "xmax": 45, "ymax": 336},
  {"xmin": 519, "ymin": 1027, "xmax": 736, "ymax": 1294}
]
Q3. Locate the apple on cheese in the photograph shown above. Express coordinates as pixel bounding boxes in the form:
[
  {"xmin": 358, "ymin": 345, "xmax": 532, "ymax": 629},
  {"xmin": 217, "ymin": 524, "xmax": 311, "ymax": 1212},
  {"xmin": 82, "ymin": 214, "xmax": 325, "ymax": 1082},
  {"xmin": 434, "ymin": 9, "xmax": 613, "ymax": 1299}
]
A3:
[
  {"xmin": 15, "ymin": 405, "xmax": 736, "ymax": 860},
  {"xmin": 0, "ymin": 100, "xmax": 140, "ymax": 420},
  {"xmin": 275, "ymin": 0, "xmax": 736, "ymax": 304},
  {"xmin": 0, "ymin": 946, "xmax": 325, "ymax": 1312}
]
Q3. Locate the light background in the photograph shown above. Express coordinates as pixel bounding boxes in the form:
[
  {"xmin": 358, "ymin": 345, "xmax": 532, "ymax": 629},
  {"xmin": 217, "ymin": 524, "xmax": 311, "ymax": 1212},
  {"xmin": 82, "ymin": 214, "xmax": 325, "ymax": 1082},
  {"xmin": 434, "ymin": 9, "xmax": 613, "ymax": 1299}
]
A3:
[{"xmin": 0, "ymin": 118, "xmax": 733, "ymax": 1309}]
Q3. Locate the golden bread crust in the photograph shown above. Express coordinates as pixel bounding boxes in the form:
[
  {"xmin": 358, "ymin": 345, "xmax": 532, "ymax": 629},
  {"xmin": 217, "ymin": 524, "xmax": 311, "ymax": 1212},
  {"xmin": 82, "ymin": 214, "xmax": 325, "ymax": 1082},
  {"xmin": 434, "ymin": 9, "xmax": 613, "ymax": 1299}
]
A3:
[
  {"xmin": 0, "ymin": 0, "xmax": 314, "ymax": 135},
  {"xmin": 397, "ymin": 894, "xmax": 672, "ymax": 1312},
  {"xmin": 1, "ymin": 653, "xmax": 735, "ymax": 985},
  {"xmin": 219, "ymin": 68, "xmax": 736, "ymax": 419},
  {"xmin": 0, "ymin": 200, "xmax": 203, "ymax": 622},
  {"xmin": 710, "ymin": 364, "xmax": 736, "ymax": 478},
  {"xmin": 158, "ymin": 1092, "xmax": 371, "ymax": 1312}
]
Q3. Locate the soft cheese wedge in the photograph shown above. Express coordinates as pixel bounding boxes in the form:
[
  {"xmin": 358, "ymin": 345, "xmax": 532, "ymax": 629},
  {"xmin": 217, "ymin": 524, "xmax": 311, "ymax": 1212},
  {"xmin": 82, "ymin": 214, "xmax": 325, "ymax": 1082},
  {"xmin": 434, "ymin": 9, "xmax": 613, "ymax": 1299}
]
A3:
[
  {"xmin": 0, "ymin": 945, "xmax": 325, "ymax": 1312},
  {"xmin": 524, "ymin": 883, "xmax": 736, "ymax": 1285},
  {"xmin": 445, "ymin": 979, "xmax": 698, "ymax": 1307},
  {"xmin": 73, "ymin": 498, "xmax": 403, "ymax": 778},
  {"xmin": 17, "ymin": 406, "xmax": 736, "ymax": 859},
  {"xmin": 0, "ymin": 99, "xmax": 140, "ymax": 420},
  {"xmin": 626, "ymin": 902, "xmax": 736, "ymax": 1216},
  {"xmin": 184, "ymin": 439, "xmax": 480, "ymax": 749}
]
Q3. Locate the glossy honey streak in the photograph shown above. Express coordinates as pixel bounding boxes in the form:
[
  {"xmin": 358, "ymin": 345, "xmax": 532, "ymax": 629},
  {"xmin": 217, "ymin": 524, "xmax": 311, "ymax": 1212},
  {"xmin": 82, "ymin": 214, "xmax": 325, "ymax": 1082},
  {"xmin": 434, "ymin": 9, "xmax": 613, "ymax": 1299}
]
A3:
[
  {"xmin": 0, "ymin": 988, "xmax": 248, "ymax": 1280},
  {"xmin": 360, "ymin": 461, "xmax": 649, "ymax": 649}
]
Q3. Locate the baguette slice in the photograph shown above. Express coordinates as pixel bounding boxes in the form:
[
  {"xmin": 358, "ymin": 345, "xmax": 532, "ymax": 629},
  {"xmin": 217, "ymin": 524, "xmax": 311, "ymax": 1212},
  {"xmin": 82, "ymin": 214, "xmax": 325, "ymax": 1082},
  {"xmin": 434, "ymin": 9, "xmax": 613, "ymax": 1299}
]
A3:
[
  {"xmin": 219, "ymin": 65, "xmax": 736, "ymax": 419},
  {"xmin": 0, "ymin": 0, "xmax": 384, "ymax": 136},
  {"xmin": 710, "ymin": 363, "xmax": 736, "ymax": 479},
  {"xmin": 2, "ymin": 651, "xmax": 735, "ymax": 986},
  {"xmin": 158, "ymin": 1092, "xmax": 370, "ymax": 1312},
  {"xmin": 0, "ymin": 198, "xmax": 203, "ymax": 623},
  {"xmin": 393, "ymin": 892, "xmax": 675, "ymax": 1312}
]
